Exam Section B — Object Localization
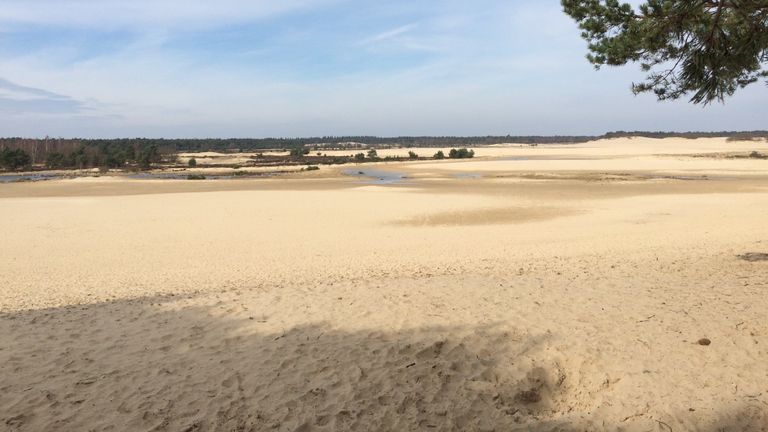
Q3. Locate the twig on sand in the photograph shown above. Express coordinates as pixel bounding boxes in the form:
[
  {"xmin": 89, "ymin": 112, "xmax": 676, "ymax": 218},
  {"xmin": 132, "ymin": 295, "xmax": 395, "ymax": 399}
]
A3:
[
  {"xmin": 654, "ymin": 419, "xmax": 673, "ymax": 432},
  {"xmin": 620, "ymin": 412, "xmax": 646, "ymax": 422},
  {"xmin": 637, "ymin": 314, "xmax": 656, "ymax": 323}
]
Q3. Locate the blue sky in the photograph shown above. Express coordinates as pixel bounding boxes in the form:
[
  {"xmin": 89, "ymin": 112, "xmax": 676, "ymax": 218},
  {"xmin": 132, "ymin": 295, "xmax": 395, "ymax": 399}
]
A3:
[{"xmin": 0, "ymin": 0, "xmax": 765, "ymax": 138}]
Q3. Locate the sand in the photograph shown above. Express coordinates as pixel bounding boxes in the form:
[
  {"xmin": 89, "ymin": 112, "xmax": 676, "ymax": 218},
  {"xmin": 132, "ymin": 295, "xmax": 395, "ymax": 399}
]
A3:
[{"xmin": 2, "ymin": 137, "xmax": 768, "ymax": 431}]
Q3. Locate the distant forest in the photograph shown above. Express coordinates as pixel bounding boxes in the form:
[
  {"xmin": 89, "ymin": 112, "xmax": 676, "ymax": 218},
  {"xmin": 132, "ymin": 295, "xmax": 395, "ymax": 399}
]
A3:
[{"xmin": 1, "ymin": 131, "xmax": 767, "ymax": 171}]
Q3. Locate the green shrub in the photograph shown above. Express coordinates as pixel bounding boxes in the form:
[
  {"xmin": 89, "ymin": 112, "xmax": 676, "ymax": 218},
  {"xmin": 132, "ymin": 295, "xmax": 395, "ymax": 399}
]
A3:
[
  {"xmin": 188, "ymin": 158, "xmax": 197, "ymax": 167},
  {"xmin": 187, "ymin": 174, "xmax": 206, "ymax": 180},
  {"xmin": 408, "ymin": 151, "xmax": 418, "ymax": 159},
  {"xmin": 354, "ymin": 153, "xmax": 366, "ymax": 162},
  {"xmin": 434, "ymin": 150, "xmax": 445, "ymax": 159},
  {"xmin": 305, "ymin": 165, "xmax": 320, "ymax": 171},
  {"xmin": 448, "ymin": 148, "xmax": 475, "ymax": 159}
]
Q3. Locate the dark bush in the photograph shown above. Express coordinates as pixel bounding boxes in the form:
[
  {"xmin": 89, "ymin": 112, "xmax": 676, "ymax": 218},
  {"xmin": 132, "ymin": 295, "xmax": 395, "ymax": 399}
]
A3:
[
  {"xmin": 408, "ymin": 151, "xmax": 418, "ymax": 159},
  {"xmin": 137, "ymin": 145, "xmax": 160, "ymax": 170},
  {"xmin": 188, "ymin": 158, "xmax": 197, "ymax": 167},
  {"xmin": 45, "ymin": 152, "xmax": 67, "ymax": 169},
  {"xmin": 290, "ymin": 146, "xmax": 310, "ymax": 157},
  {"xmin": 104, "ymin": 153, "xmax": 126, "ymax": 169},
  {"xmin": 448, "ymin": 148, "xmax": 475, "ymax": 159},
  {"xmin": 0, "ymin": 148, "xmax": 32, "ymax": 171},
  {"xmin": 434, "ymin": 150, "xmax": 445, "ymax": 159},
  {"xmin": 124, "ymin": 145, "xmax": 136, "ymax": 162}
]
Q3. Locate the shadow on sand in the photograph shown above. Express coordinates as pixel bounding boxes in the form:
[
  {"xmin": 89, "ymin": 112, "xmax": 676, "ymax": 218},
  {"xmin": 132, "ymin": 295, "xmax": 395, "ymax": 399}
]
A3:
[{"xmin": 1, "ymin": 292, "xmax": 765, "ymax": 431}]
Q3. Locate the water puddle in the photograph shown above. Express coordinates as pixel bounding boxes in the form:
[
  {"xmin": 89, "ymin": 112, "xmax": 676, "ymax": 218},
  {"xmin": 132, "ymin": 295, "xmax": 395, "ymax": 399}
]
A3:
[
  {"xmin": 453, "ymin": 172, "xmax": 482, "ymax": 179},
  {"xmin": 127, "ymin": 172, "xmax": 237, "ymax": 180},
  {"xmin": 0, "ymin": 171, "xmax": 262, "ymax": 183},
  {"xmin": 0, "ymin": 173, "xmax": 64, "ymax": 183},
  {"xmin": 343, "ymin": 168, "xmax": 408, "ymax": 185},
  {"xmin": 127, "ymin": 171, "xmax": 283, "ymax": 180}
]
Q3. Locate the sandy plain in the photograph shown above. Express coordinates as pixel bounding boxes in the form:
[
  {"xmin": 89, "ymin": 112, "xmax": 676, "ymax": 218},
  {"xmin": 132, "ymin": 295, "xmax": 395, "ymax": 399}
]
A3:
[{"xmin": 2, "ymin": 137, "xmax": 768, "ymax": 431}]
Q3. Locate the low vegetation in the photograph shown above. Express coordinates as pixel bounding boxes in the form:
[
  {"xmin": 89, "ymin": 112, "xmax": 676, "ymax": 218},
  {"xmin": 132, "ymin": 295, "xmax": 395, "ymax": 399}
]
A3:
[{"xmin": 448, "ymin": 148, "xmax": 475, "ymax": 159}]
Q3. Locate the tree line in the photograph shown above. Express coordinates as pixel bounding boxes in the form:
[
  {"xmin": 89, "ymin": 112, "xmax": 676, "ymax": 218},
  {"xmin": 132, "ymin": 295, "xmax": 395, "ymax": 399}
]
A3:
[
  {"xmin": 0, "ymin": 135, "xmax": 593, "ymax": 161},
  {"xmin": 1, "ymin": 131, "xmax": 766, "ymax": 171},
  {"xmin": 0, "ymin": 138, "xmax": 173, "ymax": 171}
]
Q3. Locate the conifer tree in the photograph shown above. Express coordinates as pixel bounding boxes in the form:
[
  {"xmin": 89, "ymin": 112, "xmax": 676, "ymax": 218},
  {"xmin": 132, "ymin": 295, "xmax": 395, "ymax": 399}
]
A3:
[{"xmin": 563, "ymin": 0, "xmax": 768, "ymax": 104}]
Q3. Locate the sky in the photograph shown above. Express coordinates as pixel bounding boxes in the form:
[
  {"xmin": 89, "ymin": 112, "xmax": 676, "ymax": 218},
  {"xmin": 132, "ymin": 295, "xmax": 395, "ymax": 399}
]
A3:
[{"xmin": 0, "ymin": 0, "xmax": 765, "ymax": 138}]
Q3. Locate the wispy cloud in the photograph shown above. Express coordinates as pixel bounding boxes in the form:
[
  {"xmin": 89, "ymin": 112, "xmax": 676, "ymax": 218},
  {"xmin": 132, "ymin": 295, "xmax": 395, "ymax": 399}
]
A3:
[
  {"xmin": 0, "ymin": 78, "xmax": 87, "ymax": 114},
  {"xmin": 357, "ymin": 23, "xmax": 418, "ymax": 46},
  {"xmin": 0, "ymin": 0, "xmax": 336, "ymax": 30}
]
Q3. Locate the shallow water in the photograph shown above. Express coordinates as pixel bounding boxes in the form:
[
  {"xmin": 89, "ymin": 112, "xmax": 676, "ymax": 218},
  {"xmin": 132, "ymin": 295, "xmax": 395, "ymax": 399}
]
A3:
[
  {"xmin": 0, "ymin": 173, "xmax": 63, "ymax": 183},
  {"xmin": 0, "ymin": 171, "xmax": 277, "ymax": 183},
  {"xmin": 453, "ymin": 172, "xmax": 482, "ymax": 179},
  {"xmin": 126, "ymin": 172, "xmax": 237, "ymax": 180},
  {"xmin": 342, "ymin": 168, "xmax": 407, "ymax": 185}
]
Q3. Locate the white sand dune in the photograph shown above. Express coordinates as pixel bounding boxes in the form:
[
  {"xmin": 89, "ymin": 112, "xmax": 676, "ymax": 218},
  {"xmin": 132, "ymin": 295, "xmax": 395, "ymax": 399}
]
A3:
[{"xmin": 2, "ymin": 137, "xmax": 768, "ymax": 431}]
